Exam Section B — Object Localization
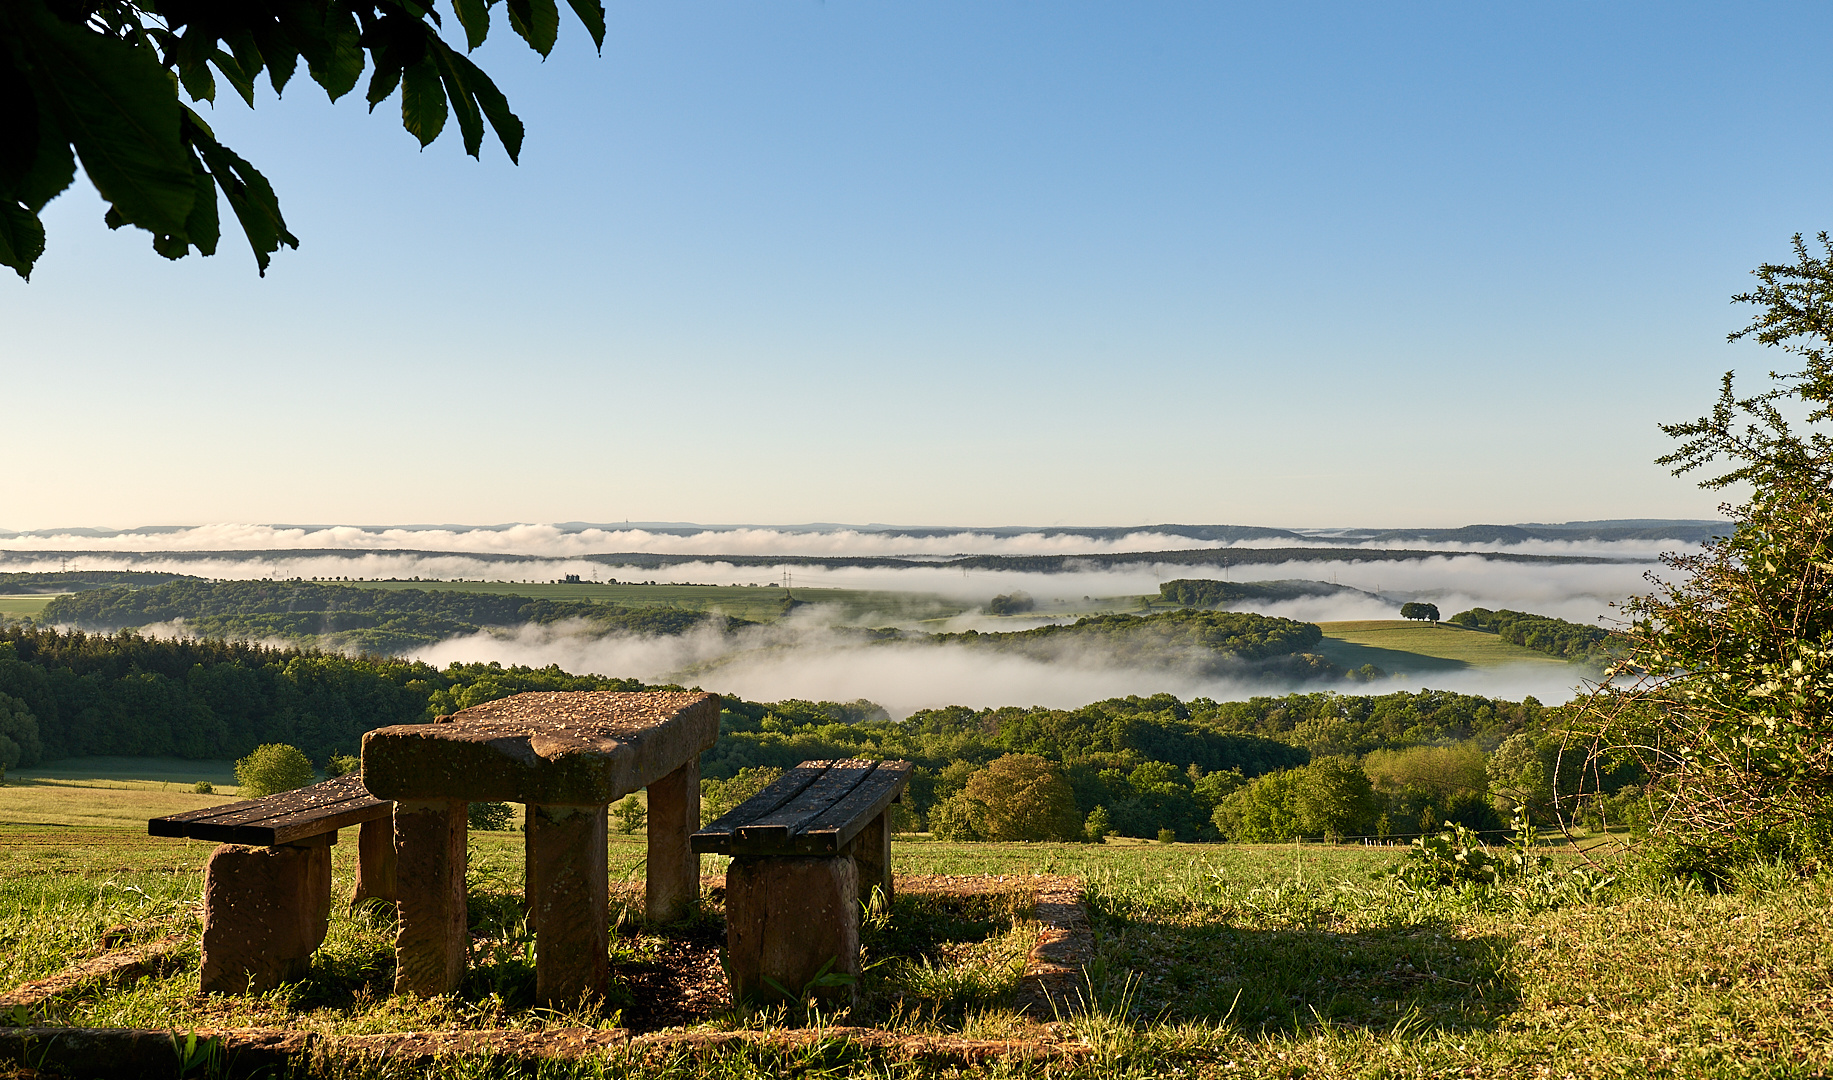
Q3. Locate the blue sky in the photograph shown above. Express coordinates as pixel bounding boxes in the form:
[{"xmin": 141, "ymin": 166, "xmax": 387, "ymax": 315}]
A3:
[{"xmin": 3, "ymin": 2, "xmax": 1825, "ymax": 529}]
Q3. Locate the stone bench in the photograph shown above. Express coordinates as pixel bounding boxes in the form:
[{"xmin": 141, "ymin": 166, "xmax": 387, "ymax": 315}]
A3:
[
  {"xmin": 149, "ymin": 773, "xmax": 396, "ymax": 994},
  {"xmin": 691, "ymin": 758, "xmax": 912, "ymax": 1006},
  {"xmin": 362, "ymin": 691, "xmax": 721, "ymax": 1005}
]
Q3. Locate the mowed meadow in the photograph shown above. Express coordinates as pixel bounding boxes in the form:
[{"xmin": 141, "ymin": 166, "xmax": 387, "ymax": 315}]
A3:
[{"xmin": 4, "ymin": 770, "xmax": 1831, "ymax": 1078}]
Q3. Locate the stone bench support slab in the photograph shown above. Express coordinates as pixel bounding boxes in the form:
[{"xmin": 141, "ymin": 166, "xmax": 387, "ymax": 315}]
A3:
[
  {"xmin": 393, "ymin": 799, "xmax": 468, "ymax": 997},
  {"xmin": 725, "ymin": 854, "xmax": 859, "ymax": 1007},
  {"xmin": 529, "ymin": 804, "xmax": 609, "ymax": 1005},
  {"xmin": 199, "ymin": 835, "xmax": 333, "ymax": 994},
  {"xmin": 645, "ymin": 759, "xmax": 700, "ymax": 923}
]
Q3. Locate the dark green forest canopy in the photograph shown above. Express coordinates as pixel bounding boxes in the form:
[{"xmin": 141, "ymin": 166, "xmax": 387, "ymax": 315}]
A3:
[
  {"xmin": 40, "ymin": 579, "xmax": 749, "ymax": 654},
  {"xmin": 927, "ymin": 609, "xmax": 1340, "ymax": 679},
  {"xmin": 0, "ymin": 570, "xmax": 193, "ymax": 593},
  {"xmin": 1446, "ymin": 607, "xmax": 1619, "ymax": 662},
  {"xmin": 1156, "ymin": 578, "xmax": 1376, "ymax": 608}
]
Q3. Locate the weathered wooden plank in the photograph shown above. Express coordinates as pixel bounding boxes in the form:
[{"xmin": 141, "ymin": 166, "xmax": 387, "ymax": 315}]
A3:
[
  {"xmin": 787, "ymin": 761, "xmax": 913, "ymax": 856},
  {"xmin": 735, "ymin": 760, "xmax": 876, "ymax": 843},
  {"xmin": 689, "ymin": 763, "xmax": 830, "ymax": 854},
  {"xmin": 148, "ymin": 775, "xmax": 388, "ymax": 844}
]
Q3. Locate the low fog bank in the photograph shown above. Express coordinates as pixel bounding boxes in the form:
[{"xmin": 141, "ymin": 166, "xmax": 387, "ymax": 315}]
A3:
[
  {"xmin": 6, "ymin": 552, "xmax": 1656, "ymax": 625},
  {"xmin": 0, "ymin": 521, "xmax": 1708, "ymax": 560},
  {"xmin": 406, "ymin": 615, "xmax": 1590, "ymax": 719}
]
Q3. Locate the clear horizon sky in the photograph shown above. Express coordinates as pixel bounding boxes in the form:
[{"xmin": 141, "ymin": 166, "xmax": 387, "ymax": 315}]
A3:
[{"xmin": 3, "ymin": 2, "xmax": 1826, "ymax": 531}]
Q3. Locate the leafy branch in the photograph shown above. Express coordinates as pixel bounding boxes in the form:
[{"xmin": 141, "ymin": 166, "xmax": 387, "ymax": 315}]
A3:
[{"xmin": 0, "ymin": 0, "xmax": 604, "ymax": 280}]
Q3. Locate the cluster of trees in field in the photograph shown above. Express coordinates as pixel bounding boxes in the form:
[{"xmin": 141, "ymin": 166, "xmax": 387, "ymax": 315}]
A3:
[
  {"xmin": 1445, "ymin": 607, "xmax": 1617, "ymax": 662},
  {"xmin": 928, "ymin": 609, "xmax": 1341, "ymax": 680},
  {"xmin": 1155, "ymin": 578, "xmax": 1368, "ymax": 608},
  {"xmin": 699, "ymin": 688, "xmax": 1635, "ymax": 842},
  {"xmin": 39, "ymin": 580, "xmax": 743, "ymax": 654}
]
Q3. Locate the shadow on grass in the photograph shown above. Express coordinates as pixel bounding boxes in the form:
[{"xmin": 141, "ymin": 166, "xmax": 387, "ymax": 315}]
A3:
[{"xmin": 1086, "ymin": 911, "xmax": 1518, "ymax": 1035}]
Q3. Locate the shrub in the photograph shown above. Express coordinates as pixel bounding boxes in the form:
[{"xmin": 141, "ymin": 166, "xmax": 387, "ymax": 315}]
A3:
[
  {"xmin": 1156, "ymin": 827, "xmax": 1176, "ymax": 844},
  {"xmin": 324, "ymin": 753, "xmax": 361, "ymax": 778},
  {"xmin": 234, "ymin": 743, "xmax": 314, "ymax": 797},
  {"xmin": 192, "ymin": 781, "xmax": 214, "ymax": 794},
  {"xmin": 963, "ymin": 754, "xmax": 1082, "ymax": 841},
  {"xmin": 1084, "ymin": 805, "xmax": 1112, "ymax": 843},
  {"xmin": 613, "ymin": 794, "xmax": 647, "ymax": 834},
  {"xmin": 469, "ymin": 802, "xmax": 514, "ymax": 831}
]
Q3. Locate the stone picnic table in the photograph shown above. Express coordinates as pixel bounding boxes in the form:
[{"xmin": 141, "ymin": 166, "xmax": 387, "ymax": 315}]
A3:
[{"xmin": 361, "ymin": 690, "xmax": 720, "ymax": 1005}]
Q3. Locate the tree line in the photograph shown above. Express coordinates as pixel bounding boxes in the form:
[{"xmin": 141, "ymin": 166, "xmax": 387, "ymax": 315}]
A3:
[
  {"xmin": 1445, "ymin": 607, "xmax": 1617, "ymax": 662},
  {"xmin": 39, "ymin": 579, "xmax": 744, "ymax": 655}
]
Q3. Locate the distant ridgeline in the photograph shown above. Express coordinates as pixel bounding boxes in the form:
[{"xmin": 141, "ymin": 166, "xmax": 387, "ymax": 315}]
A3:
[
  {"xmin": 38, "ymin": 579, "xmax": 750, "ymax": 655},
  {"xmin": 1446, "ymin": 607, "xmax": 1619, "ymax": 663},
  {"xmin": 0, "ymin": 570, "xmax": 192, "ymax": 594},
  {"xmin": 927, "ymin": 609, "xmax": 1341, "ymax": 681},
  {"xmin": 1156, "ymin": 578, "xmax": 1378, "ymax": 608}
]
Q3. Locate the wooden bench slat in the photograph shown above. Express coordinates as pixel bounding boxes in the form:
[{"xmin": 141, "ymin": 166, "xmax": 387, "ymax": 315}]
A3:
[
  {"xmin": 734, "ymin": 760, "xmax": 877, "ymax": 844},
  {"xmin": 691, "ymin": 763, "xmax": 830, "ymax": 852},
  {"xmin": 796, "ymin": 761, "xmax": 912, "ymax": 855},
  {"xmin": 694, "ymin": 759, "xmax": 913, "ymax": 857},
  {"xmin": 148, "ymin": 774, "xmax": 390, "ymax": 845}
]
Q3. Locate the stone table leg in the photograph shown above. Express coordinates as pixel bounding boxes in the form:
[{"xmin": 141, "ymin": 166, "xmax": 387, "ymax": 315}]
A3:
[
  {"xmin": 851, "ymin": 810, "xmax": 892, "ymax": 915},
  {"xmin": 199, "ymin": 834, "xmax": 334, "ymax": 994},
  {"xmin": 725, "ymin": 855, "xmax": 859, "ymax": 1008},
  {"xmin": 645, "ymin": 758, "xmax": 700, "ymax": 923},
  {"xmin": 352, "ymin": 817, "xmax": 397, "ymax": 908},
  {"xmin": 528, "ymin": 803, "xmax": 608, "ymax": 1006},
  {"xmin": 393, "ymin": 799, "xmax": 468, "ymax": 997}
]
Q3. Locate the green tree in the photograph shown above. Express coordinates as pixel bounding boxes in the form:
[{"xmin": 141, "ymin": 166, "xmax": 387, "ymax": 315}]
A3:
[
  {"xmin": 699, "ymin": 765, "xmax": 783, "ymax": 827},
  {"xmin": 1399, "ymin": 602, "xmax": 1440, "ymax": 622},
  {"xmin": 1577, "ymin": 235, "xmax": 1833, "ymax": 873},
  {"xmin": 468, "ymin": 802, "xmax": 513, "ymax": 830},
  {"xmin": 0, "ymin": 692, "xmax": 42, "ymax": 772},
  {"xmin": 1084, "ymin": 805, "xmax": 1112, "ymax": 843},
  {"xmin": 613, "ymin": 794, "xmax": 647, "ymax": 834},
  {"xmin": 928, "ymin": 791, "xmax": 988, "ymax": 841},
  {"xmin": 963, "ymin": 753, "xmax": 1083, "ymax": 841},
  {"xmin": 1291, "ymin": 756, "xmax": 1378, "ymax": 840},
  {"xmin": 234, "ymin": 742, "xmax": 313, "ymax": 797},
  {"xmin": 0, "ymin": 0, "xmax": 606, "ymax": 280}
]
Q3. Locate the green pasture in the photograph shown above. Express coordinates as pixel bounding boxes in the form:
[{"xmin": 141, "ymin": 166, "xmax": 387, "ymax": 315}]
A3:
[
  {"xmin": 0, "ymin": 592, "xmax": 59, "ymax": 619},
  {"xmin": 2, "ymin": 771, "xmax": 1829, "ymax": 1077},
  {"xmin": 1315, "ymin": 619, "xmax": 1574, "ymax": 673}
]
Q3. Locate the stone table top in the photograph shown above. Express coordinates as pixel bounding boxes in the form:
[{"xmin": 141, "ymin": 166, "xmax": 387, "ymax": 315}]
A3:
[{"xmin": 361, "ymin": 691, "xmax": 721, "ymax": 806}]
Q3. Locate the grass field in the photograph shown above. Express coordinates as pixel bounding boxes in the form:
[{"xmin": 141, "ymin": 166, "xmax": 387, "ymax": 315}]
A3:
[
  {"xmin": 1314, "ymin": 619, "xmax": 1574, "ymax": 673},
  {"xmin": 4, "ymin": 774, "xmax": 1830, "ymax": 1077},
  {"xmin": 0, "ymin": 593, "xmax": 60, "ymax": 619}
]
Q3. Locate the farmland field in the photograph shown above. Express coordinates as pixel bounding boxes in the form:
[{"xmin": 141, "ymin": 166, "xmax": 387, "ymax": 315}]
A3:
[
  {"xmin": 1314, "ymin": 619, "xmax": 1574, "ymax": 673},
  {"xmin": 0, "ymin": 593, "xmax": 58, "ymax": 619}
]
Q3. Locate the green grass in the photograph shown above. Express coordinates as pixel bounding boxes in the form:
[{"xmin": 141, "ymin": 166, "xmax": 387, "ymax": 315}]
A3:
[
  {"xmin": 0, "ymin": 593, "xmax": 59, "ymax": 619},
  {"xmin": 1314, "ymin": 619, "xmax": 1575, "ymax": 673},
  {"xmin": 5, "ymin": 779, "xmax": 1831, "ymax": 1078}
]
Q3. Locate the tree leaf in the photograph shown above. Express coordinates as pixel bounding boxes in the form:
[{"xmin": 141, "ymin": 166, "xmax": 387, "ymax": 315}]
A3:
[
  {"xmin": 563, "ymin": 0, "xmax": 607, "ymax": 52},
  {"xmin": 185, "ymin": 111, "xmax": 297, "ymax": 275},
  {"xmin": 452, "ymin": 51, "xmax": 523, "ymax": 163},
  {"xmin": 506, "ymin": 0, "xmax": 560, "ymax": 57},
  {"xmin": 183, "ymin": 148, "xmax": 220, "ymax": 257},
  {"xmin": 18, "ymin": 3, "xmax": 195, "ymax": 236},
  {"xmin": 0, "ymin": 200, "xmax": 47, "ymax": 281},
  {"xmin": 280, "ymin": 0, "xmax": 365, "ymax": 102},
  {"xmin": 399, "ymin": 58, "xmax": 447, "ymax": 147},
  {"xmin": 428, "ymin": 42, "xmax": 484, "ymax": 157},
  {"xmin": 451, "ymin": 0, "xmax": 491, "ymax": 51}
]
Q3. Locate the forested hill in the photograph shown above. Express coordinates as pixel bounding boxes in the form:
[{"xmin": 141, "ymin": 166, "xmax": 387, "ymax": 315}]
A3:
[
  {"xmin": 1447, "ymin": 607, "xmax": 1619, "ymax": 662},
  {"xmin": 928, "ymin": 609, "xmax": 1341, "ymax": 679},
  {"xmin": 40, "ymin": 580, "xmax": 747, "ymax": 655},
  {"xmin": 0, "ymin": 570, "xmax": 193, "ymax": 593},
  {"xmin": 1157, "ymin": 578, "xmax": 1380, "ymax": 607}
]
